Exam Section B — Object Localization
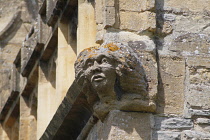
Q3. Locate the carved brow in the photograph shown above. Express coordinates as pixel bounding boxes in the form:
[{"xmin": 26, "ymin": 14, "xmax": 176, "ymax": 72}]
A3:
[
  {"xmin": 96, "ymin": 54, "xmax": 107, "ymax": 60},
  {"xmin": 83, "ymin": 59, "xmax": 93, "ymax": 68},
  {"xmin": 97, "ymin": 55, "xmax": 113, "ymax": 63},
  {"xmin": 85, "ymin": 55, "xmax": 108, "ymax": 63}
]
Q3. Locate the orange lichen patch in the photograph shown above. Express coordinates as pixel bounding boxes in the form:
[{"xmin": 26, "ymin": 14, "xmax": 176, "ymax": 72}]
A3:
[
  {"xmin": 103, "ymin": 43, "xmax": 120, "ymax": 51},
  {"xmin": 88, "ymin": 53, "xmax": 97, "ymax": 58},
  {"xmin": 77, "ymin": 56, "xmax": 83, "ymax": 62},
  {"xmin": 82, "ymin": 46, "xmax": 100, "ymax": 53},
  {"xmin": 86, "ymin": 48, "xmax": 92, "ymax": 52},
  {"xmin": 77, "ymin": 58, "xmax": 82, "ymax": 62}
]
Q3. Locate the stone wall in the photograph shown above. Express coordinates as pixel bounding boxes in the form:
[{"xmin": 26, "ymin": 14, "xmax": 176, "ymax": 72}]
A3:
[
  {"xmin": 82, "ymin": 0, "xmax": 210, "ymax": 139},
  {"xmin": 0, "ymin": 0, "xmax": 210, "ymax": 140}
]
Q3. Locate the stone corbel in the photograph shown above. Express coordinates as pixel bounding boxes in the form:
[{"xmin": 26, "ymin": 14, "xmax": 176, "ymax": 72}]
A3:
[{"xmin": 75, "ymin": 43, "xmax": 156, "ymax": 121}]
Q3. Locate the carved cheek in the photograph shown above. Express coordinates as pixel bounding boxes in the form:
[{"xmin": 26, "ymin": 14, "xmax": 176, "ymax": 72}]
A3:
[
  {"xmin": 101, "ymin": 67, "xmax": 116, "ymax": 78},
  {"xmin": 84, "ymin": 68, "xmax": 93, "ymax": 81}
]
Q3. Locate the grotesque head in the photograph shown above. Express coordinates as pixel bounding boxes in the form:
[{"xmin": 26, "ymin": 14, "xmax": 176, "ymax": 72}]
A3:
[{"xmin": 75, "ymin": 43, "xmax": 155, "ymax": 120}]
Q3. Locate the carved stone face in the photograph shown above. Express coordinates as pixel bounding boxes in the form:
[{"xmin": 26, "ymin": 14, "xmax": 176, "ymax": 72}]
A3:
[
  {"xmin": 74, "ymin": 43, "xmax": 156, "ymax": 121},
  {"xmin": 84, "ymin": 54, "xmax": 117, "ymax": 100}
]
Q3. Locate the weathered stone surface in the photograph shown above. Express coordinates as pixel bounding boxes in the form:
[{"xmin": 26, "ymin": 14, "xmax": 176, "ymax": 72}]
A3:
[
  {"xmin": 77, "ymin": 1, "xmax": 97, "ymax": 53},
  {"xmin": 120, "ymin": 11, "xmax": 156, "ymax": 32},
  {"xmin": 187, "ymin": 69, "xmax": 210, "ymax": 109},
  {"xmin": 0, "ymin": 1, "xmax": 20, "ymax": 17},
  {"xmin": 189, "ymin": 67, "xmax": 210, "ymax": 86},
  {"xmin": 0, "ymin": 69, "xmax": 11, "ymax": 112},
  {"xmin": 187, "ymin": 109, "xmax": 210, "ymax": 118},
  {"xmin": 21, "ymin": 26, "xmax": 39, "ymax": 76},
  {"xmin": 138, "ymin": 52, "xmax": 157, "ymax": 102},
  {"xmin": 153, "ymin": 131, "xmax": 181, "ymax": 140},
  {"xmin": 20, "ymin": 93, "xmax": 37, "ymax": 140},
  {"xmin": 163, "ymin": 14, "xmax": 176, "ymax": 21},
  {"xmin": 0, "ymin": 0, "xmax": 39, "ymax": 130},
  {"xmin": 156, "ymin": 13, "xmax": 176, "ymax": 35},
  {"xmin": 154, "ymin": 117, "xmax": 193, "ymax": 130},
  {"xmin": 104, "ymin": 0, "xmax": 115, "ymax": 7},
  {"xmin": 181, "ymin": 130, "xmax": 210, "ymax": 140},
  {"xmin": 104, "ymin": 7, "xmax": 116, "ymax": 28},
  {"xmin": 95, "ymin": 0, "xmax": 116, "ymax": 28},
  {"xmin": 95, "ymin": 0, "xmax": 104, "ymax": 24},
  {"xmin": 187, "ymin": 85, "xmax": 210, "ymax": 109},
  {"xmin": 196, "ymin": 118, "xmax": 210, "ymax": 124},
  {"xmin": 2, "ymin": 0, "xmax": 210, "ymax": 139},
  {"xmin": 174, "ymin": 16, "xmax": 210, "ymax": 34},
  {"xmin": 103, "ymin": 32, "xmax": 156, "ymax": 52},
  {"xmin": 187, "ymin": 56, "xmax": 210, "ymax": 67},
  {"xmin": 157, "ymin": 55, "xmax": 185, "ymax": 114},
  {"xmin": 86, "ymin": 110, "xmax": 153, "ymax": 140},
  {"xmin": 21, "ymin": 0, "xmax": 40, "ymax": 23},
  {"xmin": 184, "ymin": 56, "xmax": 210, "ymax": 117},
  {"xmin": 75, "ymin": 43, "xmax": 156, "ymax": 120},
  {"xmin": 37, "ymin": 15, "xmax": 52, "ymax": 45},
  {"xmin": 97, "ymin": 32, "xmax": 158, "ymax": 110},
  {"xmin": 157, "ymin": 0, "xmax": 210, "ymax": 13},
  {"xmin": 95, "ymin": 24, "xmax": 105, "ymax": 43},
  {"xmin": 195, "ymin": 118, "xmax": 210, "ymax": 133},
  {"xmin": 170, "ymin": 33, "xmax": 210, "ymax": 55},
  {"xmin": 119, "ymin": 0, "xmax": 155, "ymax": 12}
]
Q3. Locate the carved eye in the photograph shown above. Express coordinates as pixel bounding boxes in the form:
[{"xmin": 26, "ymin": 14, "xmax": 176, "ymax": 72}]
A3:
[
  {"xmin": 87, "ymin": 62, "xmax": 93, "ymax": 67},
  {"xmin": 101, "ymin": 57, "xmax": 108, "ymax": 63}
]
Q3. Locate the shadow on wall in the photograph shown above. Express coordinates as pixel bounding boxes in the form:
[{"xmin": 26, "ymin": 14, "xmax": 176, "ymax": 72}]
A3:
[
  {"xmin": 0, "ymin": 11, "xmax": 22, "ymax": 49},
  {"xmin": 40, "ymin": 59, "xmax": 56, "ymax": 89},
  {"xmin": 155, "ymin": 0, "xmax": 166, "ymax": 114},
  {"xmin": 59, "ymin": 6, "xmax": 78, "ymax": 55}
]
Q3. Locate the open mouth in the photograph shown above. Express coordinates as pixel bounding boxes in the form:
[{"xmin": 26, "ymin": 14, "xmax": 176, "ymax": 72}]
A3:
[{"xmin": 92, "ymin": 75, "xmax": 104, "ymax": 82}]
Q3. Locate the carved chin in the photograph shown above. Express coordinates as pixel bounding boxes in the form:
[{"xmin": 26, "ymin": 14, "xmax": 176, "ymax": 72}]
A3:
[{"xmin": 91, "ymin": 79, "xmax": 107, "ymax": 89}]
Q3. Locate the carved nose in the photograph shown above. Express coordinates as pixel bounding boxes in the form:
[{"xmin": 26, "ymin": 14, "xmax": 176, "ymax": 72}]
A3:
[{"xmin": 92, "ymin": 61, "xmax": 101, "ymax": 72}]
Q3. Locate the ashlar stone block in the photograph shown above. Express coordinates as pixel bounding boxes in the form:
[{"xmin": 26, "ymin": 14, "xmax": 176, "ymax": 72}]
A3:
[
  {"xmin": 103, "ymin": 32, "xmax": 156, "ymax": 52},
  {"xmin": 86, "ymin": 110, "xmax": 153, "ymax": 140},
  {"xmin": 181, "ymin": 130, "xmax": 210, "ymax": 140},
  {"xmin": 158, "ymin": 0, "xmax": 210, "ymax": 13},
  {"xmin": 157, "ymin": 55, "xmax": 185, "ymax": 115},
  {"xmin": 152, "ymin": 131, "xmax": 181, "ymax": 140},
  {"xmin": 195, "ymin": 118, "xmax": 210, "ymax": 133},
  {"xmin": 154, "ymin": 116, "xmax": 193, "ymax": 131},
  {"xmin": 174, "ymin": 16, "xmax": 210, "ymax": 34},
  {"xmin": 170, "ymin": 33, "xmax": 210, "ymax": 55},
  {"xmin": 105, "ymin": 0, "xmax": 115, "ymax": 7},
  {"xmin": 95, "ymin": 0, "xmax": 104, "ymax": 24},
  {"xmin": 186, "ymin": 56, "xmax": 210, "ymax": 109},
  {"xmin": 104, "ymin": 6, "xmax": 116, "ymax": 28},
  {"xmin": 120, "ymin": 11, "xmax": 156, "ymax": 32},
  {"xmin": 119, "ymin": 0, "xmax": 155, "ymax": 12}
]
